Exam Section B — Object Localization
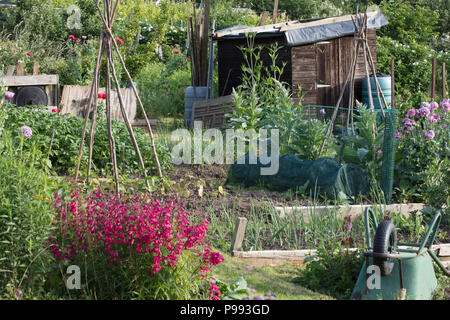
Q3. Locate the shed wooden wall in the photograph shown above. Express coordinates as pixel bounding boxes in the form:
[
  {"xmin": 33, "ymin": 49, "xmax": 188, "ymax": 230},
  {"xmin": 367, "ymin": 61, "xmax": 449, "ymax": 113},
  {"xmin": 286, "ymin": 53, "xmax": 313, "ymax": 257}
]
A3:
[
  {"xmin": 217, "ymin": 29, "xmax": 377, "ymax": 120},
  {"xmin": 292, "ymin": 29, "xmax": 377, "ymax": 109}
]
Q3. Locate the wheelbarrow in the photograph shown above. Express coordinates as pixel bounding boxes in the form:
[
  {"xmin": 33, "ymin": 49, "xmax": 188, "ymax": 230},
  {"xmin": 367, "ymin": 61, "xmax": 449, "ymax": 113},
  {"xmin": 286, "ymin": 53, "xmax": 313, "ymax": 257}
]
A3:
[{"xmin": 351, "ymin": 208, "xmax": 449, "ymax": 300}]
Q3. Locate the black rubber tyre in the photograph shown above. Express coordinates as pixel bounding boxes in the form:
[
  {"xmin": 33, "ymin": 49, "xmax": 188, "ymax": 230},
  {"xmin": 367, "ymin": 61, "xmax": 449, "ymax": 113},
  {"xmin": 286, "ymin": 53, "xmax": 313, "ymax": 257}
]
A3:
[
  {"xmin": 15, "ymin": 86, "xmax": 48, "ymax": 107},
  {"xmin": 373, "ymin": 220, "xmax": 397, "ymax": 276}
]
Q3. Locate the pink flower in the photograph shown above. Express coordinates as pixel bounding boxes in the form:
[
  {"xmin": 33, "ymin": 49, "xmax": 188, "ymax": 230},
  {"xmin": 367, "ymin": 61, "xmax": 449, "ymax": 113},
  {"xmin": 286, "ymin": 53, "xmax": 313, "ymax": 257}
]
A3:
[
  {"xmin": 423, "ymin": 130, "xmax": 435, "ymax": 139},
  {"xmin": 87, "ymin": 41, "xmax": 92, "ymax": 45},
  {"xmin": 319, "ymin": 108, "xmax": 326, "ymax": 115},
  {"xmin": 5, "ymin": 91, "xmax": 15, "ymax": 99},
  {"xmin": 173, "ymin": 50, "xmax": 180, "ymax": 54},
  {"xmin": 418, "ymin": 106, "xmax": 430, "ymax": 118},
  {"xmin": 441, "ymin": 99, "xmax": 450, "ymax": 112},
  {"xmin": 406, "ymin": 109, "xmax": 417, "ymax": 117},
  {"xmin": 71, "ymin": 51, "xmax": 76, "ymax": 55},
  {"xmin": 52, "ymin": 108, "xmax": 58, "ymax": 113},
  {"xmin": 421, "ymin": 102, "xmax": 431, "ymax": 109},
  {"xmin": 25, "ymin": 52, "xmax": 31, "ymax": 56},
  {"xmin": 19, "ymin": 126, "xmax": 32, "ymax": 137},
  {"xmin": 115, "ymin": 37, "xmax": 124, "ymax": 45},
  {"xmin": 69, "ymin": 35, "xmax": 75, "ymax": 40},
  {"xmin": 82, "ymin": 35, "xmax": 87, "ymax": 39},
  {"xmin": 395, "ymin": 131, "xmax": 403, "ymax": 139},
  {"xmin": 430, "ymin": 101, "xmax": 439, "ymax": 110},
  {"xmin": 427, "ymin": 113, "xmax": 440, "ymax": 123}
]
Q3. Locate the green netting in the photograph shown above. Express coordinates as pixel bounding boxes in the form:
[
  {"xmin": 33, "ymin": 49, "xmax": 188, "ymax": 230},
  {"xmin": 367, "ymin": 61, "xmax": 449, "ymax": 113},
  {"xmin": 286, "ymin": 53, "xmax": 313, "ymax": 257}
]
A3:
[
  {"xmin": 226, "ymin": 105, "xmax": 398, "ymax": 203},
  {"xmin": 226, "ymin": 154, "xmax": 370, "ymax": 202}
]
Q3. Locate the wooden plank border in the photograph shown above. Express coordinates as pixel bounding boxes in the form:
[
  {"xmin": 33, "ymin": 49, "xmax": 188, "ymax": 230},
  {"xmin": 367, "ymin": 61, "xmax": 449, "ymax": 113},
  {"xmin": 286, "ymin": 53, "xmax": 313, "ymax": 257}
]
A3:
[
  {"xmin": 232, "ymin": 244, "xmax": 450, "ymax": 268},
  {"xmin": 0, "ymin": 75, "xmax": 59, "ymax": 86}
]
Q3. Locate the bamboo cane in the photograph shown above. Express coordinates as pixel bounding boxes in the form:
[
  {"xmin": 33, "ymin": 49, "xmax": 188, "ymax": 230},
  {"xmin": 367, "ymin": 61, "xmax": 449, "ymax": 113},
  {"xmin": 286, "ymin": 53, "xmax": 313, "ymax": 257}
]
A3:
[
  {"xmin": 105, "ymin": 35, "xmax": 120, "ymax": 194},
  {"xmin": 95, "ymin": 0, "xmax": 163, "ymax": 178},
  {"xmin": 74, "ymin": 33, "xmax": 105, "ymax": 182}
]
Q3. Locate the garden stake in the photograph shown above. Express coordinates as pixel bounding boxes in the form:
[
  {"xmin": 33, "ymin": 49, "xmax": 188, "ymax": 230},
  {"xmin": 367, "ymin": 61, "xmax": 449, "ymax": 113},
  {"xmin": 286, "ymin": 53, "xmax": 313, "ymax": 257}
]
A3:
[
  {"xmin": 74, "ymin": 33, "xmax": 105, "ymax": 183},
  {"xmin": 442, "ymin": 62, "xmax": 446, "ymax": 99},
  {"xmin": 391, "ymin": 60, "xmax": 395, "ymax": 109},
  {"xmin": 431, "ymin": 57, "xmax": 436, "ymax": 100},
  {"xmin": 105, "ymin": 36, "xmax": 119, "ymax": 194}
]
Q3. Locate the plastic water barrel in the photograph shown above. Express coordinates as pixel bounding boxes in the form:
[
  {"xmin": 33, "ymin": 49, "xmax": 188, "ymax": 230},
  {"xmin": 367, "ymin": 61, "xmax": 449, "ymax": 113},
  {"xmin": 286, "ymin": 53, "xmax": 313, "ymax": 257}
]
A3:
[
  {"xmin": 362, "ymin": 75, "xmax": 392, "ymax": 109},
  {"xmin": 184, "ymin": 86, "xmax": 209, "ymax": 128}
]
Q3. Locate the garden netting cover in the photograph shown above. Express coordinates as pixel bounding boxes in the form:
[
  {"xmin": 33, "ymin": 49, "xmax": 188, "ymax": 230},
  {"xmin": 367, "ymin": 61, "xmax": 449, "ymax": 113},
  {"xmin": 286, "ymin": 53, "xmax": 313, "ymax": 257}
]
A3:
[
  {"xmin": 225, "ymin": 105, "xmax": 397, "ymax": 203},
  {"xmin": 226, "ymin": 154, "xmax": 370, "ymax": 202}
]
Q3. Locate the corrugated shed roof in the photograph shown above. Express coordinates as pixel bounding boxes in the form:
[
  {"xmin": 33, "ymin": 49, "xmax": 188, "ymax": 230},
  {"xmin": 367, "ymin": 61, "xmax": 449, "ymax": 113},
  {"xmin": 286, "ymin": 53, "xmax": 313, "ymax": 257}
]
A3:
[{"xmin": 214, "ymin": 11, "xmax": 388, "ymax": 47}]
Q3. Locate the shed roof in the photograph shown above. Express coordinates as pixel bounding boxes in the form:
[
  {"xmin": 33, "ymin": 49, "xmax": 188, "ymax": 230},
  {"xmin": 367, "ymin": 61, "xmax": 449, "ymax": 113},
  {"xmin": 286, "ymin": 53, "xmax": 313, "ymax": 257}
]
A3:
[
  {"xmin": 214, "ymin": 11, "xmax": 388, "ymax": 47},
  {"xmin": 0, "ymin": 1, "xmax": 16, "ymax": 7}
]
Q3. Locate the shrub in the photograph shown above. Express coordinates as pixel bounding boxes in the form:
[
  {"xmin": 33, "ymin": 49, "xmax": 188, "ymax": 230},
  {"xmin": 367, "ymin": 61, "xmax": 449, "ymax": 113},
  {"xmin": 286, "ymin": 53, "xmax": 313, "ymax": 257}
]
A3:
[
  {"xmin": 136, "ymin": 50, "xmax": 191, "ymax": 118},
  {"xmin": 47, "ymin": 189, "xmax": 224, "ymax": 299},
  {"xmin": 1, "ymin": 106, "xmax": 173, "ymax": 177},
  {"xmin": 295, "ymin": 240, "xmax": 364, "ymax": 300},
  {"xmin": 395, "ymin": 99, "xmax": 449, "ymax": 210}
]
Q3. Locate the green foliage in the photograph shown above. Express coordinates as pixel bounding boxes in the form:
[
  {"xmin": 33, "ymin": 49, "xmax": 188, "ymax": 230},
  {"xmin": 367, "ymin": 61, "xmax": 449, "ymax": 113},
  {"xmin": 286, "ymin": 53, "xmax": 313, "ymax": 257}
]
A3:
[
  {"xmin": 295, "ymin": 241, "xmax": 364, "ymax": 300},
  {"xmin": 340, "ymin": 104, "xmax": 385, "ymax": 182},
  {"xmin": 376, "ymin": 37, "xmax": 449, "ymax": 103},
  {"xmin": 0, "ymin": 106, "xmax": 172, "ymax": 177},
  {"xmin": 395, "ymin": 101, "xmax": 449, "ymax": 210},
  {"xmin": 214, "ymin": 276, "xmax": 248, "ymax": 300},
  {"xmin": 378, "ymin": 0, "xmax": 439, "ymax": 44},
  {"xmin": 285, "ymin": 117, "xmax": 337, "ymax": 161},
  {"xmin": 239, "ymin": 0, "xmax": 351, "ymax": 20},
  {"xmin": 0, "ymin": 131, "xmax": 57, "ymax": 297},
  {"xmin": 135, "ymin": 50, "xmax": 191, "ymax": 118}
]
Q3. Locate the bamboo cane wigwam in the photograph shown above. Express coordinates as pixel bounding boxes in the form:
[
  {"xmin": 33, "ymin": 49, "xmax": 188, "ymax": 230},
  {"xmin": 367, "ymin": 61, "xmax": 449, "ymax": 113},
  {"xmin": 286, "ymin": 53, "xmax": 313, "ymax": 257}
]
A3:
[{"xmin": 74, "ymin": 0, "xmax": 163, "ymax": 194}]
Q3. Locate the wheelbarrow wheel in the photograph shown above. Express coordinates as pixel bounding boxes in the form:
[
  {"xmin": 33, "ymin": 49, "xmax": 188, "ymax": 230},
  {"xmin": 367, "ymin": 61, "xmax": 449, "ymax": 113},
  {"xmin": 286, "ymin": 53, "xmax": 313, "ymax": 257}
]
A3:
[{"xmin": 373, "ymin": 220, "xmax": 397, "ymax": 276}]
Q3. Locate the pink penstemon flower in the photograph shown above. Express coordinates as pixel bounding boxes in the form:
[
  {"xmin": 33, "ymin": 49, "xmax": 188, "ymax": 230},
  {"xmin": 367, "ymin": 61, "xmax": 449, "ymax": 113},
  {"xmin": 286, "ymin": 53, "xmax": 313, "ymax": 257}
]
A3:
[{"xmin": 48, "ymin": 189, "xmax": 224, "ymax": 298}]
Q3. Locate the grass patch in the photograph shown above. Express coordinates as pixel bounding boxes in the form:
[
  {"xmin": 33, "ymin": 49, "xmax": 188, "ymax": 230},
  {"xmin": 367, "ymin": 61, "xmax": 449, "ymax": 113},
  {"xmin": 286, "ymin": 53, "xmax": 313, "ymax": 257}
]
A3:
[{"xmin": 211, "ymin": 252, "xmax": 333, "ymax": 300}]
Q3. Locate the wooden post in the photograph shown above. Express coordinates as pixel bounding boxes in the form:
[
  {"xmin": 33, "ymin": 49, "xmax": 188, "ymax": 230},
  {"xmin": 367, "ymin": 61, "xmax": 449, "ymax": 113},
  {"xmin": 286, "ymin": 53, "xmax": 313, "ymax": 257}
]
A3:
[
  {"xmin": 272, "ymin": 0, "xmax": 278, "ymax": 24},
  {"xmin": 442, "ymin": 63, "xmax": 446, "ymax": 100},
  {"xmin": 201, "ymin": 0, "xmax": 210, "ymax": 86},
  {"xmin": 231, "ymin": 217, "xmax": 247, "ymax": 254},
  {"xmin": 33, "ymin": 61, "xmax": 40, "ymax": 76},
  {"xmin": 16, "ymin": 61, "xmax": 25, "ymax": 76},
  {"xmin": 259, "ymin": 11, "xmax": 269, "ymax": 26},
  {"xmin": 431, "ymin": 57, "xmax": 436, "ymax": 100},
  {"xmin": 391, "ymin": 59, "xmax": 395, "ymax": 109}
]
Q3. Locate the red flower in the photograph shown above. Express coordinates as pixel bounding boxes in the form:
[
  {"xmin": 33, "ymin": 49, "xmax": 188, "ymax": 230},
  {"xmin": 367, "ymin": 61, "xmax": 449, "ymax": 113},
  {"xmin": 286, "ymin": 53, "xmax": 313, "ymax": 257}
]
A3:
[
  {"xmin": 115, "ymin": 37, "xmax": 124, "ymax": 45},
  {"xmin": 173, "ymin": 50, "xmax": 180, "ymax": 54},
  {"xmin": 71, "ymin": 51, "xmax": 76, "ymax": 55},
  {"xmin": 52, "ymin": 108, "xmax": 58, "ymax": 113},
  {"xmin": 26, "ymin": 52, "xmax": 31, "ymax": 56},
  {"xmin": 97, "ymin": 93, "xmax": 107, "ymax": 99},
  {"xmin": 69, "ymin": 35, "xmax": 75, "ymax": 40}
]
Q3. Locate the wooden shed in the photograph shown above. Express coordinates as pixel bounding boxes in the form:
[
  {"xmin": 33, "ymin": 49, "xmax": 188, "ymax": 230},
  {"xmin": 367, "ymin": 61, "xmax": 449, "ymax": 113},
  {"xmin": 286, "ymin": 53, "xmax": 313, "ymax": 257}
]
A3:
[{"xmin": 214, "ymin": 12, "xmax": 388, "ymax": 115}]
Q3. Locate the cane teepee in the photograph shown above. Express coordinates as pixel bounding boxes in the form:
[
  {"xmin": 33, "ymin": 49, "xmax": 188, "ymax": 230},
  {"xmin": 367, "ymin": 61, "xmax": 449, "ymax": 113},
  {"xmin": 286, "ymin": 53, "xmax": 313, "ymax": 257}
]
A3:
[{"xmin": 74, "ymin": 0, "xmax": 162, "ymax": 194}]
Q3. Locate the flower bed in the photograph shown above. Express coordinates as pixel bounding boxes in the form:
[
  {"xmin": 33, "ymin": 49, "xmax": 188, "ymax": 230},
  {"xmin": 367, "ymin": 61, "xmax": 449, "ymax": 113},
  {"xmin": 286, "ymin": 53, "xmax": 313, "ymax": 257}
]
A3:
[{"xmin": 48, "ymin": 189, "xmax": 224, "ymax": 300}]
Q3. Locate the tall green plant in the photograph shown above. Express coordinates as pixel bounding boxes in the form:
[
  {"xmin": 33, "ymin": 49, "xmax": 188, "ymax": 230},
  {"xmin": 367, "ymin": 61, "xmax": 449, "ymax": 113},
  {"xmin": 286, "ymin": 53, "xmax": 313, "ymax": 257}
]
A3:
[{"xmin": 0, "ymin": 131, "xmax": 56, "ymax": 298}]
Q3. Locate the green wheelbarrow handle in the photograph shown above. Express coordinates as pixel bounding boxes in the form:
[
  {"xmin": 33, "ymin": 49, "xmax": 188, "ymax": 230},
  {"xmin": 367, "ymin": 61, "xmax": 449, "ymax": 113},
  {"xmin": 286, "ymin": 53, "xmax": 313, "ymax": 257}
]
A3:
[{"xmin": 364, "ymin": 207, "xmax": 378, "ymax": 249}]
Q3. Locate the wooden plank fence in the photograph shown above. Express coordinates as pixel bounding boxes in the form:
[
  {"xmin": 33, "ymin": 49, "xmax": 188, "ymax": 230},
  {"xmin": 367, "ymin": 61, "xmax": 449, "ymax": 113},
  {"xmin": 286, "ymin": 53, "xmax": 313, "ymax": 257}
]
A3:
[{"xmin": 59, "ymin": 85, "xmax": 137, "ymax": 122}]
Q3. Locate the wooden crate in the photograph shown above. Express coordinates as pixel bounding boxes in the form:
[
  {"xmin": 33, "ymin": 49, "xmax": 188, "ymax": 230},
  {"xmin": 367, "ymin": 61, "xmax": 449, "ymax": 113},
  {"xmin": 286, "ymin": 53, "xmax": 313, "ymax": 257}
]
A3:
[{"xmin": 192, "ymin": 94, "xmax": 233, "ymax": 128}]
